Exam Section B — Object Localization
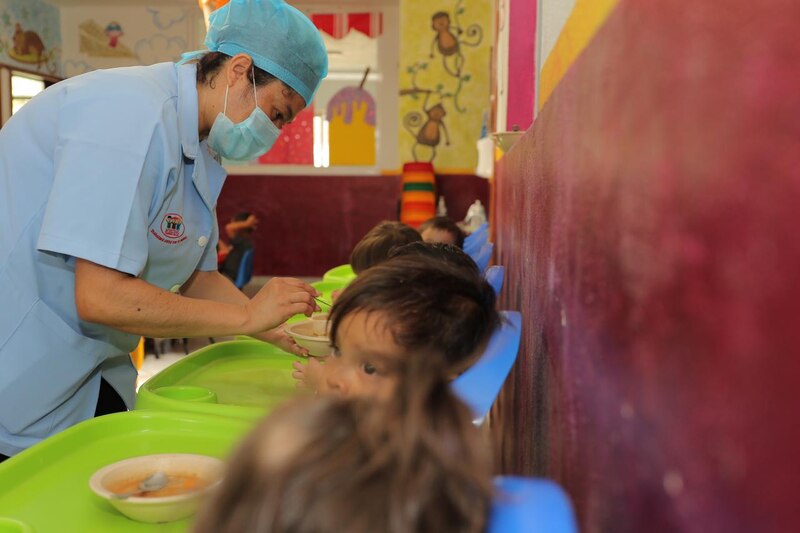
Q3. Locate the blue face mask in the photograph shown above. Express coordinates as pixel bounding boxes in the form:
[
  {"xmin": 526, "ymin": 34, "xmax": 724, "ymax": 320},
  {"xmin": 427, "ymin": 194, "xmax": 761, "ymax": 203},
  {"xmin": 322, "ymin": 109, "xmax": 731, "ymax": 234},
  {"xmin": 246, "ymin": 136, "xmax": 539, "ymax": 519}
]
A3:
[{"xmin": 208, "ymin": 74, "xmax": 280, "ymax": 161}]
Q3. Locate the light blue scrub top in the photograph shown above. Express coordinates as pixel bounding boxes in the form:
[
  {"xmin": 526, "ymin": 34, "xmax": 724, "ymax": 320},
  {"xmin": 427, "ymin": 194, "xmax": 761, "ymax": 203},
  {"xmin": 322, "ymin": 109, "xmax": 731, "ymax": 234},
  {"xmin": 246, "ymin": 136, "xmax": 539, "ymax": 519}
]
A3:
[{"xmin": 0, "ymin": 62, "xmax": 225, "ymax": 456}]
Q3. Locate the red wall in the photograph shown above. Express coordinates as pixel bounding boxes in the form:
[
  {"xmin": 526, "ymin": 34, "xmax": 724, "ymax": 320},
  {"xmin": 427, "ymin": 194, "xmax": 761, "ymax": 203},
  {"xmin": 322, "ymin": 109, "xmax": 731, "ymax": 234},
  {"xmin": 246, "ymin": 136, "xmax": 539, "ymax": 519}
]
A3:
[
  {"xmin": 217, "ymin": 173, "xmax": 488, "ymax": 276},
  {"xmin": 491, "ymin": 1, "xmax": 800, "ymax": 532},
  {"xmin": 505, "ymin": 0, "xmax": 536, "ymax": 131}
]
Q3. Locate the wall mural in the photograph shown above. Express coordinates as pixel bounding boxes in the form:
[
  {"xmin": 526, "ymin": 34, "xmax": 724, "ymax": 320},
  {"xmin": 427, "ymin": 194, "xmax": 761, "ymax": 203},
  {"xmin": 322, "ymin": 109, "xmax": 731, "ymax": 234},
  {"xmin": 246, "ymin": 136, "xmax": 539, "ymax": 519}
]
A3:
[
  {"xmin": 60, "ymin": 6, "xmax": 196, "ymax": 78},
  {"xmin": 399, "ymin": 0, "xmax": 489, "ymax": 168},
  {"xmin": 0, "ymin": 0, "xmax": 61, "ymax": 76},
  {"xmin": 79, "ymin": 19, "xmax": 137, "ymax": 58},
  {"xmin": 328, "ymin": 80, "xmax": 377, "ymax": 166}
]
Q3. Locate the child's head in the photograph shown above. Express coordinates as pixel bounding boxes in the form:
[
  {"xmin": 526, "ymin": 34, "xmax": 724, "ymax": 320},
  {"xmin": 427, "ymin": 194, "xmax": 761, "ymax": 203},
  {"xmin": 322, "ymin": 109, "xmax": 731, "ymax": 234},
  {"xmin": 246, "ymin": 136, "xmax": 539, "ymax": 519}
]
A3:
[
  {"xmin": 389, "ymin": 241, "xmax": 480, "ymax": 276},
  {"xmin": 349, "ymin": 221, "xmax": 421, "ymax": 274},
  {"xmin": 324, "ymin": 255, "xmax": 500, "ymax": 398},
  {"xmin": 195, "ymin": 361, "xmax": 492, "ymax": 533},
  {"xmin": 418, "ymin": 216, "xmax": 465, "ymax": 248}
]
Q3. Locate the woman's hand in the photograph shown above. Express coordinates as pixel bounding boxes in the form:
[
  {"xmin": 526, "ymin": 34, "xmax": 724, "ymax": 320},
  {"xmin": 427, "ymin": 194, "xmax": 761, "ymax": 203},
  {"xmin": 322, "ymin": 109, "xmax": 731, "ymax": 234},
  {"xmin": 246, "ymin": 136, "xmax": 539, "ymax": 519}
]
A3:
[
  {"xmin": 260, "ymin": 326, "xmax": 308, "ymax": 357},
  {"xmin": 243, "ymin": 277, "xmax": 318, "ymax": 335}
]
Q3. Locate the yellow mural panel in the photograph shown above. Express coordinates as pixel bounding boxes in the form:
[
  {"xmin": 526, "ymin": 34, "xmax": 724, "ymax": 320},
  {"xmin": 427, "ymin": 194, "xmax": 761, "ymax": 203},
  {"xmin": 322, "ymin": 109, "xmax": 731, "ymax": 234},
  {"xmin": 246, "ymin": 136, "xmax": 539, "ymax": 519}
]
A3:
[
  {"xmin": 399, "ymin": 0, "xmax": 491, "ymax": 171},
  {"xmin": 328, "ymin": 89, "xmax": 376, "ymax": 166},
  {"xmin": 538, "ymin": 0, "xmax": 620, "ymax": 111}
]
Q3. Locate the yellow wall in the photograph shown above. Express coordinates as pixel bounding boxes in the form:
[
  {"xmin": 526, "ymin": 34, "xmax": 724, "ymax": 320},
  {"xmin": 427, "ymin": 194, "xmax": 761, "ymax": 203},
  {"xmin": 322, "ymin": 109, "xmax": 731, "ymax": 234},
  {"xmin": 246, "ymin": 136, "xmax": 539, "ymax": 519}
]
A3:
[
  {"xmin": 398, "ymin": 0, "xmax": 491, "ymax": 171},
  {"xmin": 538, "ymin": 0, "xmax": 620, "ymax": 111}
]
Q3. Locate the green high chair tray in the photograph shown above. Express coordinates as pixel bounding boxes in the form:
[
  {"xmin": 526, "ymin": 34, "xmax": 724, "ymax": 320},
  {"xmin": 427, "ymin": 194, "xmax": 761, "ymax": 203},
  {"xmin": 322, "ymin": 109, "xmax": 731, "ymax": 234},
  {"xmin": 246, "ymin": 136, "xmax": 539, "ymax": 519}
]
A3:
[
  {"xmin": 0, "ymin": 411, "xmax": 251, "ymax": 532},
  {"xmin": 136, "ymin": 340, "xmax": 304, "ymax": 421},
  {"xmin": 322, "ymin": 264, "xmax": 356, "ymax": 284}
]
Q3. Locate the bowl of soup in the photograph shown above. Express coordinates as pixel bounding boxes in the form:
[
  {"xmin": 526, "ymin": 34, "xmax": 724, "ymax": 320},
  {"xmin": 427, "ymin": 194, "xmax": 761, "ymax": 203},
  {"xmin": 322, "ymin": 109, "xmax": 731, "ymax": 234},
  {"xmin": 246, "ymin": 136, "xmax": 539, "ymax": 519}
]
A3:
[
  {"xmin": 285, "ymin": 318, "xmax": 331, "ymax": 357},
  {"xmin": 89, "ymin": 453, "xmax": 224, "ymax": 523}
]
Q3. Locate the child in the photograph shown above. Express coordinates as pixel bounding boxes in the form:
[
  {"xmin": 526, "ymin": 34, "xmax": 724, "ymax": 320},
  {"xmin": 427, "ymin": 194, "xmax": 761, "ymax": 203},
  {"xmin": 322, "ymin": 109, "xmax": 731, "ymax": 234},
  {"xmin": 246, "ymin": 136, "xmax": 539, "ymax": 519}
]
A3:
[
  {"xmin": 194, "ymin": 352, "xmax": 492, "ymax": 533},
  {"xmin": 294, "ymin": 254, "xmax": 499, "ymax": 397},
  {"xmin": 388, "ymin": 240, "xmax": 480, "ymax": 276},
  {"xmin": 349, "ymin": 220, "xmax": 421, "ymax": 274},
  {"xmin": 418, "ymin": 215, "xmax": 465, "ymax": 248},
  {"xmin": 219, "ymin": 211, "xmax": 258, "ymax": 282}
]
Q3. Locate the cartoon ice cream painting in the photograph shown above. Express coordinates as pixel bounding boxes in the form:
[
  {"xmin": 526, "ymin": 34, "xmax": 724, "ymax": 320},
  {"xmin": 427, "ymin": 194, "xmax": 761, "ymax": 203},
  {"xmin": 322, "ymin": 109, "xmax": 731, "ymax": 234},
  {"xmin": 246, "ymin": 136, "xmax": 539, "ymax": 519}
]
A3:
[{"xmin": 327, "ymin": 70, "xmax": 376, "ymax": 166}]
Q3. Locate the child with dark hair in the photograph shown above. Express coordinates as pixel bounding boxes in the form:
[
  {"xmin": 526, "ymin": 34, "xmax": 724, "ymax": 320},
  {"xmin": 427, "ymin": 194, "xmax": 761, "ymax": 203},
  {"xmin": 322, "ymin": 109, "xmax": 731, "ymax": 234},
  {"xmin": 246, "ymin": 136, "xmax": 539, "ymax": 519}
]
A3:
[
  {"xmin": 194, "ymin": 352, "xmax": 492, "ymax": 533},
  {"xmin": 219, "ymin": 211, "xmax": 258, "ymax": 283},
  {"xmin": 388, "ymin": 240, "xmax": 480, "ymax": 276},
  {"xmin": 418, "ymin": 215, "xmax": 465, "ymax": 248},
  {"xmin": 348, "ymin": 220, "xmax": 421, "ymax": 274},
  {"xmin": 294, "ymin": 255, "xmax": 500, "ymax": 397}
]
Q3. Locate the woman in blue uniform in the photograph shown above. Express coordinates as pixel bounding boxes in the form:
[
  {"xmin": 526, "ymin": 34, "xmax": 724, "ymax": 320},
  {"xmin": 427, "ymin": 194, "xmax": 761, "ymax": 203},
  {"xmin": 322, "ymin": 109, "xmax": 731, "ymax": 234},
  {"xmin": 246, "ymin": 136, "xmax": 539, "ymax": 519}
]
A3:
[{"xmin": 0, "ymin": 0, "xmax": 327, "ymax": 460}]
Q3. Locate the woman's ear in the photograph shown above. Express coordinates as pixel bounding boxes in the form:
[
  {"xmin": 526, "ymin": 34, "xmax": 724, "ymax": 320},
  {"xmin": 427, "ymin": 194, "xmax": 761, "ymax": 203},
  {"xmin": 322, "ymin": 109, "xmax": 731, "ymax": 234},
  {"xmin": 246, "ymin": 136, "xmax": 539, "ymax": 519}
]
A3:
[{"xmin": 225, "ymin": 53, "xmax": 254, "ymax": 87}]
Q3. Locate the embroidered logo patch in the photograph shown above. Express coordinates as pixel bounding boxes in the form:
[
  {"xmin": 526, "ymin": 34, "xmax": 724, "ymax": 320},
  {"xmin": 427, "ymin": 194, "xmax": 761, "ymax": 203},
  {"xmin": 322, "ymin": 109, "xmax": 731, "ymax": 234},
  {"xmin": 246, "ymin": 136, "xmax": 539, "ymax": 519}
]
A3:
[{"xmin": 150, "ymin": 213, "xmax": 188, "ymax": 244}]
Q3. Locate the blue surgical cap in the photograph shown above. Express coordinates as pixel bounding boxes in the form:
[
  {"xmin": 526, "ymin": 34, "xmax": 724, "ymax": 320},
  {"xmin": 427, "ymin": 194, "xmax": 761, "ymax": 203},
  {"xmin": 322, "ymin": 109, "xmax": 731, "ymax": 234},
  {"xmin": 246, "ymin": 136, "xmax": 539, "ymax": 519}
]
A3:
[{"xmin": 191, "ymin": 0, "xmax": 328, "ymax": 104}]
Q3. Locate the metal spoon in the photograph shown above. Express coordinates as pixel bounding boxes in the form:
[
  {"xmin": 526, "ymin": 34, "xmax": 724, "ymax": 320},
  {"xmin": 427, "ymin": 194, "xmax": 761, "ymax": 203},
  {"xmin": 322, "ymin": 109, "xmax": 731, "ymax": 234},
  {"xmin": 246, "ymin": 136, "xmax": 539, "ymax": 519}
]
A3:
[
  {"xmin": 113, "ymin": 471, "xmax": 168, "ymax": 499},
  {"xmin": 314, "ymin": 296, "xmax": 331, "ymax": 308}
]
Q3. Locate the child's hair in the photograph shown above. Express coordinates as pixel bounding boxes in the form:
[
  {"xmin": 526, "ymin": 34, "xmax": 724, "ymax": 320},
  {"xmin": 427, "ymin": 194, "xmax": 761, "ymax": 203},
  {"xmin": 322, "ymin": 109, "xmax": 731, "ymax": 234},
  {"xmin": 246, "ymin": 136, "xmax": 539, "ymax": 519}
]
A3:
[
  {"xmin": 419, "ymin": 216, "xmax": 465, "ymax": 248},
  {"xmin": 349, "ymin": 221, "xmax": 421, "ymax": 274},
  {"xmin": 194, "ymin": 355, "xmax": 492, "ymax": 533},
  {"xmin": 330, "ymin": 255, "xmax": 500, "ymax": 373},
  {"xmin": 389, "ymin": 241, "xmax": 480, "ymax": 276}
]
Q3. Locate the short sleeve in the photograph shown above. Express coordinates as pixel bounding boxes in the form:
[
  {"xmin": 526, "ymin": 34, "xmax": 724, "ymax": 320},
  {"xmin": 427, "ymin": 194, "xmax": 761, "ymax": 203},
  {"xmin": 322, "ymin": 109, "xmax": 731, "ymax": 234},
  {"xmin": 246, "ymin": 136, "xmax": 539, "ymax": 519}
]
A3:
[
  {"xmin": 37, "ymin": 83, "xmax": 173, "ymax": 277},
  {"xmin": 197, "ymin": 212, "xmax": 220, "ymax": 272}
]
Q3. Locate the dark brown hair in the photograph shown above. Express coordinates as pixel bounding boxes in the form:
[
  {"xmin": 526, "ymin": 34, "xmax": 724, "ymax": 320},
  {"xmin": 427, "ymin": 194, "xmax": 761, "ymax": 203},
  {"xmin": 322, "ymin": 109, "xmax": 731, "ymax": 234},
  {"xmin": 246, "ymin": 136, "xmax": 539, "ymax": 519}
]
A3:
[
  {"xmin": 349, "ymin": 221, "xmax": 422, "ymax": 274},
  {"xmin": 389, "ymin": 241, "xmax": 479, "ymax": 275},
  {"xmin": 419, "ymin": 216, "xmax": 466, "ymax": 248},
  {"xmin": 194, "ymin": 356, "xmax": 492, "ymax": 533},
  {"xmin": 195, "ymin": 51, "xmax": 279, "ymax": 88},
  {"xmin": 330, "ymin": 255, "xmax": 500, "ymax": 373}
]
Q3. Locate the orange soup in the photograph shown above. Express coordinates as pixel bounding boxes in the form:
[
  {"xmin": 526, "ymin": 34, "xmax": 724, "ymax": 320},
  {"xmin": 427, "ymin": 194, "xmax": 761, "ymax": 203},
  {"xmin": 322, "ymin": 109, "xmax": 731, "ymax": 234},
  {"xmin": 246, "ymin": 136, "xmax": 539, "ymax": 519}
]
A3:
[{"xmin": 109, "ymin": 473, "xmax": 211, "ymax": 498}]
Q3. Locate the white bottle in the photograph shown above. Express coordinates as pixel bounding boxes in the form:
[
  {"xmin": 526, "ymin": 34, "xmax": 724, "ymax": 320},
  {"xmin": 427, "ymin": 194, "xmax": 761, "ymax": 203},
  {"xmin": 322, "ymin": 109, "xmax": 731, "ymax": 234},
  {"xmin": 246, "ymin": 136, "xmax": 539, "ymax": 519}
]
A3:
[
  {"xmin": 436, "ymin": 196, "xmax": 448, "ymax": 217},
  {"xmin": 464, "ymin": 200, "xmax": 487, "ymax": 231}
]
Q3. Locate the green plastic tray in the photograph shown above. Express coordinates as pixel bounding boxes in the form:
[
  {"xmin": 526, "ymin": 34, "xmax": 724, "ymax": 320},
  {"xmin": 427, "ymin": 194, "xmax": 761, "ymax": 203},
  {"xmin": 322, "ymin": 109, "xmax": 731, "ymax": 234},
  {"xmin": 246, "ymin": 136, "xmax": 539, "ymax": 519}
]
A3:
[
  {"xmin": 0, "ymin": 411, "xmax": 251, "ymax": 532},
  {"xmin": 322, "ymin": 264, "xmax": 356, "ymax": 284},
  {"xmin": 136, "ymin": 340, "xmax": 303, "ymax": 420}
]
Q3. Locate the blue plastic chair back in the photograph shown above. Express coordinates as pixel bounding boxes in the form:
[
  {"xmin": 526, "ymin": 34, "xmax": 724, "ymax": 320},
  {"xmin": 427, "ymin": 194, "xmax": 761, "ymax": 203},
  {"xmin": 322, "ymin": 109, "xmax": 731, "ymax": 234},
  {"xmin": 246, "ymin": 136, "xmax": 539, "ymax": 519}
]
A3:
[
  {"xmin": 452, "ymin": 311, "xmax": 521, "ymax": 423},
  {"xmin": 464, "ymin": 223, "xmax": 489, "ymax": 255},
  {"xmin": 473, "ymin": 241, "xmax": 494, "ymax": 273},
  {"xmin": 234, "ymin": 249, "xmax": 255, "ymax": 289},
  {"xmin": 485, "ymin": 265, "xmax": 505, "ymax": 296},
  {"xmin": 489, "ymin": 476, "xmax": 578, "ymax": 533}
]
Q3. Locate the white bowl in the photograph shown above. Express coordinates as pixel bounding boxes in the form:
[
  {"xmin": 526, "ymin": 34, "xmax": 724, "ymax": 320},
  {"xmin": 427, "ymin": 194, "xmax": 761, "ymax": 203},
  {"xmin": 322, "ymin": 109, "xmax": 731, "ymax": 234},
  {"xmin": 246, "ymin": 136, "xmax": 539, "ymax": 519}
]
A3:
[
  {"xmin": 491, "ymin": 131, "xmax": 525, "ymax": 152},
  {"xmin": 285, "ymin": 319, "xmax": 332, "ymax": 357},
  {"xmin": 89, "ymin": 453, "xmax": 224, "ymax": 524},
  {"xmin": 310, "ymin": 313, "xmax": 330, "ymax": 336}
]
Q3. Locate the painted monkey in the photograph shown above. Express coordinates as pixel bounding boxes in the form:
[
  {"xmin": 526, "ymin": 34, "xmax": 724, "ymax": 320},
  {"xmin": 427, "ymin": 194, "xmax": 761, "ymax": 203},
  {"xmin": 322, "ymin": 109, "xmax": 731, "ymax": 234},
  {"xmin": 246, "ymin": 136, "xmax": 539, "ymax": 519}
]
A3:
[
  {"xmin": 404, "ymin": 92, "xmax": 450, "ymax": 163},
  {"xmin": 429, "ymin": 11, "xmax": 482, "ymax": 77}
]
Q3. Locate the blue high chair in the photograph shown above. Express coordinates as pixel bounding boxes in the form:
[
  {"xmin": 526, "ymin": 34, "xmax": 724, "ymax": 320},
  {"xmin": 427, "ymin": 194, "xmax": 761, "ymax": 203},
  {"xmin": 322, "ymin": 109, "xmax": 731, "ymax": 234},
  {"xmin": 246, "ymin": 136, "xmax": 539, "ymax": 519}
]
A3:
[
  {"xmin": 489, "ymin": 476, "xmax": 578, "ymax": 533},
  {"xmin": 234, "ymin": 248, "xmax": 255, "ymax": 289},
  {"xmin": 464, "ymin": 223, "xmax": 489, "ymax": 256},
  {"xmin": 464, "ymin": 222, "xmax": 489, "ymax": 247},
  {"xmin": 485, "ymin": 265, "xmax": 505, "ymax": 296},
  {"xmin": 452, "ymin": 311, "xmax": 521, "ymax": 424},
  {"xmin": 473, "ymin": 241, "xmax": 494, "ymax": 273}
]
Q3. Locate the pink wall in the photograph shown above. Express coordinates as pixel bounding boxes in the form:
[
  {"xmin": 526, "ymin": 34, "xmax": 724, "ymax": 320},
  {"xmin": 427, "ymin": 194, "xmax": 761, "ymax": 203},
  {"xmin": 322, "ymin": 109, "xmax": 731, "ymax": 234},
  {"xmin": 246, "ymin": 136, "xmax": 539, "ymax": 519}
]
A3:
[
  {"xmin": 505, "ymin": 0, "xmax": 536, "ymax": 131},
  {"xmin": 491, "ymin": 0, "xmax": 800, "ymax": 531},
  {"xmin": 217, "ymin": 174, "xmax": 489, "ymax": 277}
]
